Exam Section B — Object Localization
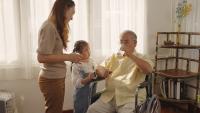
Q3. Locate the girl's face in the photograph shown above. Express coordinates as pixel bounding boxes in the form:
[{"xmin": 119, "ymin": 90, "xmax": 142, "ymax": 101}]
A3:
[
  {"xmin": 64, "ymin": 6, "xmax": 75, "ymax": 22},
  {"xmin": 81, "ymin": 45, "xmax": 90, "ymax": 60}
]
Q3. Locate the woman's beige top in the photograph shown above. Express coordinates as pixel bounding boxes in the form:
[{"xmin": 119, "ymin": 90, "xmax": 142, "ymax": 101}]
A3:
[{"xmin": 37, "ymin": 20, "xmax": 66, "ymax": 79}]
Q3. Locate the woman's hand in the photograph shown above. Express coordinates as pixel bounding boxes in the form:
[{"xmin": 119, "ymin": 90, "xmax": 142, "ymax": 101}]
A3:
[{"xmin": 68, "ymin": 53, "xmax": 83, "ymax": 63}]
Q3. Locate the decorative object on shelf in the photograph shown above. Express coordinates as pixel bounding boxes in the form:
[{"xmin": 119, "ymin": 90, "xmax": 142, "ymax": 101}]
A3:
[
  {"xmin": 164, "ymin": 40, "xmax": 174, "ymax": 45},
  {"xmin": 176, "ymin": 0, "xmax": 192, "ymax": 45}
]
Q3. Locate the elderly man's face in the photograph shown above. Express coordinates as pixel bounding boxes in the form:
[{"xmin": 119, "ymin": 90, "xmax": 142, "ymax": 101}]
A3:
[{"xmin": 120, "ymin": 33, "xmax": 136, "ymax": 51}]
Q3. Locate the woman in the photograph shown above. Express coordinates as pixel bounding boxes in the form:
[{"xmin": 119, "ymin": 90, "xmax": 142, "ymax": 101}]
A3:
[{"xmin": 37, "ymin": 0, "xmax": 82, "ymax": 113}]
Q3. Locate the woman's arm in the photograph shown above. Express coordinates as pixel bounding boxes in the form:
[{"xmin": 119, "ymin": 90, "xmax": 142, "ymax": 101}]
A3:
[{"xmin": 37, "ymin": 53, "xmax": 83, "ymax": 63}]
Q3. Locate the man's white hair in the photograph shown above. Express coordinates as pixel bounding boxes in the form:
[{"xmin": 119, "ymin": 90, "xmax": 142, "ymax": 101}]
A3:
[{"xmin": 121, "ymin": 30, "xmax": 137, "ymax": 41}]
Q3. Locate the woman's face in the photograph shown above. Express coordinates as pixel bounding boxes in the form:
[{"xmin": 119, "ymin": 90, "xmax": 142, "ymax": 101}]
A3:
[
  {"xmin": 81, "ymin": 45, "xmax": 90, "ymax": 60},
  {"xmin": 64, "ymin": 6, "xmax": 75, "ymax": 22}
]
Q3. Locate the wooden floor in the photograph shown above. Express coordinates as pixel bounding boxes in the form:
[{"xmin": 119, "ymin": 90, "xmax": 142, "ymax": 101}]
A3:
[
  {"xmin": 63, "ymin": 101, "xmax": 200, "ymax": 113},
  {"xmin": 63, "ymin": 106, "xmax": 189, "ymax": 113},
  {"xmin": 161, "ymin": 106, "xmax": 185, "ymax": 113},
  {"xmin": 161, "ymin": 102, "xmax": 200, "ymax": 113},
  {"xmin": 63, "ymin": 110, "xmax": 73, "ymax": 113}
]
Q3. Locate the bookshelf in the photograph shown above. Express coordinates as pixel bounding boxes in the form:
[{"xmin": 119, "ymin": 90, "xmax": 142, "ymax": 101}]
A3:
[{"xmin": 154, "ymin": 32, "xmax": 200, "ymax": 113}]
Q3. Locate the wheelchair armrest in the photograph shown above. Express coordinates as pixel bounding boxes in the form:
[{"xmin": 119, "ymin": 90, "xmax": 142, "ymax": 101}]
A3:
[
  {"xmin": 135, "ymin": 81, "xmax": 149, "ymax": 98},
  {"xmin": 136, "ymin": 80, "xmax": 152, "ymax": 97},
  {"xmin": 138, "ymin": 81, "xmax": 149, "ymax": 89},
  {"xmin": 135, "ymin": 74, "xmax": 153, "ymax": 111},
  {"xmin": 91, "ymin": 91, "xmax": 103, "ymax": 104},
  {"xmin": 91, "ymin": 76, "xmax": 105, "ymax": 83},
  {"xmin": 90, "ymin": 77, "xmax": 105, "ymax": 104}
]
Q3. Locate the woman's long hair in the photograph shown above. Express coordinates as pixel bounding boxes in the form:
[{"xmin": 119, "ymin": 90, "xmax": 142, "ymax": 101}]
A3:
[{"xmin": 50, "ymin": 0, "xmax": 75, "ymax": 48}]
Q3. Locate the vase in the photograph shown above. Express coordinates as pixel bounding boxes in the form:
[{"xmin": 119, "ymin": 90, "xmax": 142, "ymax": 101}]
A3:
[{"xmin": 176, "ymin": 24, "xmax": 181, "ymax": 45}]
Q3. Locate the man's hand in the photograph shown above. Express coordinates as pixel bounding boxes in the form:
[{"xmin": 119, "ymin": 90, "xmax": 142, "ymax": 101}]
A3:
[
  {"xmin": 122, "ymin": 46, "xmax": 133, "ymax": 57},
  {"xmin": 96, "ymin": 66, "xmax": 111, "ymax": 78},
  {"xmin": 102, "ymin": 69, "xmax": 112, "ymax": 78}
]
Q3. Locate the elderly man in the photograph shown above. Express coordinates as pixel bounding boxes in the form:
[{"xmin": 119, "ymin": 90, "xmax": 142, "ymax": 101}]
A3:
[{"xmin": 87, "ymin": 30, "xmax": 154, "ymax": 113}]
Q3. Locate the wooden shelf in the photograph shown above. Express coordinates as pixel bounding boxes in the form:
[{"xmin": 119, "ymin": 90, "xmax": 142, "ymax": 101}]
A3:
[
  {"xmin": 159, "ymin": 97, "xmax": 195, "ymax": 104},
  {"xmin": 157, "ymin": 32, "xmax": 200, "ymax": 35},
  {"xmin": 156, "ymin": 57, "xmax": 199, "ymax": 63},
  {"xmin": 159, "ymin": 45, "xmax": 200, "ymax": 49},
  {"xmin": 154, "ymin": 69, "xmax": 198, "ymax": 78},
  {"xmin": 157, "ymin": 57, "xmax": 176, "ymax": 60},
  {"xmin": 154, "ymin": 32, "xmax": 200, "ymax": 112}
]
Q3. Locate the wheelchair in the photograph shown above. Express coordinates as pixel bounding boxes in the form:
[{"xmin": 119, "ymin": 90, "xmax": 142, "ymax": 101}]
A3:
[{"xmin": 90, "ymin": 73, "xmax": 161, "ymax": 113}]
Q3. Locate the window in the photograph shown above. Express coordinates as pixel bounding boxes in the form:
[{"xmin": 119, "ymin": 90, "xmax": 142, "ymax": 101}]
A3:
[
  {"xmin": 0, "ymin": 0, "xmax": 146, "ymax": 79},
  {"xmin": 0, "ymin": 0, "xmax": 55, "ymax": 79}
]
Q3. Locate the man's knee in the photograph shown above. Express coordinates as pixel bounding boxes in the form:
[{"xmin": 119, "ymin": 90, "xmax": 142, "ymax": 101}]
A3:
[
  {"xmin": 86, "ymin": 104, "xmax": 95, "ymax": 113},
  {"xmin": 117, "ymin": 102, "xmax": 135, "ymax": 113},
  {"xmin": 87, "ymin": 99, "xmax": 102, "ymax": 113}
]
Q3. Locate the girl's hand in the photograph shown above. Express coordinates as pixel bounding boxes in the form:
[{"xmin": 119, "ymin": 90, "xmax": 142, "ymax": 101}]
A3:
[
  {"xmin": 81, "ymin": 72, "xmax": 94, "ymax": 85},
  {"xmin": 87, "ymin": 72, "xmax": 95, "ymax": 81}
]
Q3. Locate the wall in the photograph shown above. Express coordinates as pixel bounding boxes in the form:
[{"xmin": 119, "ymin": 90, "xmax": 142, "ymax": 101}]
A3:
[
  {"xmin": 0, "ymin": 70, "xmax": 74, "ymax": 113},
  {"xmin": 0, "ymin": 64, "xmax": 105, "ymax": 113},
  {"xmin": 0, "ymin": 1, "xmax": 173, "ymax": 113},
  {"xmin": 0, "ymin": 79, "xmax": 44, "ymax": 113},
  {"xmin": 145, "ymin": 0, "xmax": 173, "ymax": 55}
]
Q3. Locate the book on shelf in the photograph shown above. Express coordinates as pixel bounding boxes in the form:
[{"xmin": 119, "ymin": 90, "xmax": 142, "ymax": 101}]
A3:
[
  {"xmin": 170, "ymin": 80, "xmax": 174, "ymax": 98},
  {"xmin": 168, "ymin": 79, "xmax": 171, "ymax": 98},
  {"xmin": 160, "ymin": 79, "xmax": 183, "ymax": 100},
  {"xmin": 176, "ymin": 79, "xmax": 181, "ymax": 100},
  {"xmin": 160, "ymin": 80, "xmax": 167, "ymax": 98}
]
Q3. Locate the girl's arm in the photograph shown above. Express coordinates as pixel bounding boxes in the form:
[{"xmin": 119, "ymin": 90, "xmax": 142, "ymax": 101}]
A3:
[
  {"xmin": 80, "ymin": 73, "xmax": 94, "ymax": 85},
  {"xmin": 71, "ymin": 64, "xmax": 84, "ymax": 88},
  {"xmin": 72, "ymin": 64, "xmax": 94, "ymax": 88}
]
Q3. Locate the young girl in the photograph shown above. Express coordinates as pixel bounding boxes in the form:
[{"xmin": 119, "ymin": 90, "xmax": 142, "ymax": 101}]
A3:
[{"xmin": 71, "ymin": 40, "xmax": 97, "ymax": 113}]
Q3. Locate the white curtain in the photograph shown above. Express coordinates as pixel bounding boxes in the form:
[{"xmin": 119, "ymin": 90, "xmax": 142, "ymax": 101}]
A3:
[
  {"xmin": 171, "ymin": 0, "xmax": 200, "ymax": 72},
  {"xmin": 171, "ymin": 0, "xmax": 200, "ymax": 32},
  {"xmin": 184, "ymin": 0, "xmax": 200, "ymax": 73},
  {"xmin": 69, "ymin": 0, "xmax": 146, "ymax": 63},
  {"xmin": 171, "ymin": 0, "xmax": 200, "ymax": 99},
  {"xmin": 0, "ymin": 0, "xmax": 54, "ymax": 80},
  {"xmin": 90, "ymin": 0, "xmax": 146, "ymax": 61},
  {"xmin": 0, "ymin": 0, "xmax": 146, "ymax": 80}
]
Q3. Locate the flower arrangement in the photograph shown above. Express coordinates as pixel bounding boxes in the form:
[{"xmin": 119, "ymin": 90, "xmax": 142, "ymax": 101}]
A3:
[
  {"xmin": 175, "ymin": 0, "xmax": 192, "ymax": 45},
  {"xmin": 176, "ymin": 0, "xmax": 192, "ymax": 27}
]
